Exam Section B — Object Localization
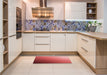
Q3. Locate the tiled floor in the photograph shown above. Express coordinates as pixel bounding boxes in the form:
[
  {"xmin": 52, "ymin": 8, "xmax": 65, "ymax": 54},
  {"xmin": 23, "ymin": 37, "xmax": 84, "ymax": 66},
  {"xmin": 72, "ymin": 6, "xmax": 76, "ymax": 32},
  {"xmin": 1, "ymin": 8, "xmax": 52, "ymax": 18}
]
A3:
[{"xmin": 2, "ymin": 55, "xmax": 96, "ymax": 75}]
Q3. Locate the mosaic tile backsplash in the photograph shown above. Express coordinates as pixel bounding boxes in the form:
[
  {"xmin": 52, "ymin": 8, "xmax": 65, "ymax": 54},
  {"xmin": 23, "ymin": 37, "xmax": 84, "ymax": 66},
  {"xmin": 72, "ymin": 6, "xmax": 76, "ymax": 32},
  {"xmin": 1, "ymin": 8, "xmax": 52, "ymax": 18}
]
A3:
[{"xmin": 25, "ymin": 20, "xmax": 90, "ymax": 31}]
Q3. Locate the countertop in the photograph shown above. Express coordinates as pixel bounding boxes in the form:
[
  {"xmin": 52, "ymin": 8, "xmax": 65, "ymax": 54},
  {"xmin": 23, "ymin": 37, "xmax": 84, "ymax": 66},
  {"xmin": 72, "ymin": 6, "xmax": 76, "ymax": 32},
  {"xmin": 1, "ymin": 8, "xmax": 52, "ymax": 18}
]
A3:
[{"xmin": 22, "ymin": 31, "xmax": 107, "ymax": 40}]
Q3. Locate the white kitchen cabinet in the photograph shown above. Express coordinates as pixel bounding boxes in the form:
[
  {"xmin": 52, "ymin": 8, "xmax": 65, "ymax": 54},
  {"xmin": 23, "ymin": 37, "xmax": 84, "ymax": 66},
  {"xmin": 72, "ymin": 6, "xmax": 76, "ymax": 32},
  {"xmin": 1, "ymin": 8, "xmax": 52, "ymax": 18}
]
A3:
[
  {"xmin": 65, "ymin": 2, "xmax": 86, "ymax": 19},
  {"xmin": 16, "ymin": 38, "xmax": 22, "ymax": 54},
  {"xmin": 0, "ymin": 40, "xmax": 3, "ymax": 73},
  {"xmin": 66, "ymin": 34, "xmax": 77, "ymax": 51},
  {"xmin": 87, "ymin": 37, "xmax": 96, "ymax": 68},
  {"xmin": 0, "ymin": 40, "xmax": 3, "ymax": 53},
  {"xmin": 22, "ymin": 33, "xmax": 35, "ymax": 51},
  {"xmin": 51, "ymin": 33, "xmax": 66, "ymax": 51},
  {"xmin": 35, "ymin": 45, "xmax": 50, "ymax": 51},
  {"xmin": 0, "ymin": 19, "xmax": 2, "ymax": 39},
  {"xmin": 0, "ymin": 0, "xmax": 3, "ymax": 39},
  {"xmin": 8, "ymin": 0, "xmax": 16, "ymax": 36},
  {"xmin": 78, "ymin": 35, "xmax": 96, "ymax": 68},
  {"xmin": 35, "ymin": 33, "xmax": 50, "ymax": 51},
  {"xmin": 8, "ymin": 36, "xmax": 17, "ymax": 64},
  {"xmin": 0, "ymin": 52, "xmax": 3, "ymax": 73}
]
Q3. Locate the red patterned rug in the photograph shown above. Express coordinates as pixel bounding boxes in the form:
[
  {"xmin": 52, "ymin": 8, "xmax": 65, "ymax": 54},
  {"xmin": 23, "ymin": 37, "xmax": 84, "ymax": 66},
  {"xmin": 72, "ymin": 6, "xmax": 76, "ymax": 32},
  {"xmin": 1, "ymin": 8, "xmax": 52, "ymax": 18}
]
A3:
[{"xmin": 33, "ymin": 56, "xmax": 72, "ymax": 64}]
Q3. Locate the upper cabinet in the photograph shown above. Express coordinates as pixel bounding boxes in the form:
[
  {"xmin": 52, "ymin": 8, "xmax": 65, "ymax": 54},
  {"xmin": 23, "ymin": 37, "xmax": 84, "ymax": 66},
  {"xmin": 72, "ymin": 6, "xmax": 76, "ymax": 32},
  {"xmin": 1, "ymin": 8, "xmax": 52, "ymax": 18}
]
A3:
[
  {"xmin": 8, "ymin": 0, "xmax": 16, "ymax": 36},
  {"xmin": 0, "ymin": 0, "xmax": 3, "ymax": 38},
  {"xmin": 65, "ymin": 2, "xmax": 86, "ymax": 20},
  {"xmin": 87, "ymin": 3, "xmax": 97, "ymax": 19}
]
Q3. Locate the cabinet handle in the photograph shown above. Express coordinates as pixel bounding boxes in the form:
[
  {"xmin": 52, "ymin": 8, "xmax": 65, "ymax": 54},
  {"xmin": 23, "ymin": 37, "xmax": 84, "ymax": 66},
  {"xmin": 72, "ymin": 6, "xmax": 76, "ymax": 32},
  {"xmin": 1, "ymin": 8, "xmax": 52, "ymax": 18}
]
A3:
[
  {"xmin": 36, "ymin": 43, "xmax": 49, "ymax": 45},
  {"xmin": 81, "ymin": 47, "xmax": 88, "ymax": 52},
  {"xmin": 9, "ymin": 34, "xmax": 16, "ymax": 37},
  {"xmin": 81, "ymin": 38, "xmax": 88, "ymax": 42},
  {"xmin": 35, "ymin": 36, "xmax": 49, "ymax": 38}
]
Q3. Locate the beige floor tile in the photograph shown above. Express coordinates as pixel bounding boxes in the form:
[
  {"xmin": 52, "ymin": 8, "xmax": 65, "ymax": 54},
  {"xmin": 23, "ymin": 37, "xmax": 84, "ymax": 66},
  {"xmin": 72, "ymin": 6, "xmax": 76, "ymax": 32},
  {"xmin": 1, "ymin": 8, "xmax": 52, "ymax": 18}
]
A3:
[
  {"xmin": 29, "ymin": 72, "xmax": 53, "ymax": 75},
  {"xmin": 2, "ymin": 56, "xmax": 96, "ymax": 75},
  {"xmin": 29, "ymin": 64, "xmax": 53, "ymax": 73}
]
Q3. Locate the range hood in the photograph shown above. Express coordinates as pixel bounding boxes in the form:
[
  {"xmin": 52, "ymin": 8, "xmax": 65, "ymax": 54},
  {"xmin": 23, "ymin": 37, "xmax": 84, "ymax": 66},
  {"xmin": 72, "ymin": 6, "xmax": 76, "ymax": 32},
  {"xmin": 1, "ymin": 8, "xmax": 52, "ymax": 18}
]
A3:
[{"xmin": 32, "ymin": 0, "xmax": 54, "ymax": 19}]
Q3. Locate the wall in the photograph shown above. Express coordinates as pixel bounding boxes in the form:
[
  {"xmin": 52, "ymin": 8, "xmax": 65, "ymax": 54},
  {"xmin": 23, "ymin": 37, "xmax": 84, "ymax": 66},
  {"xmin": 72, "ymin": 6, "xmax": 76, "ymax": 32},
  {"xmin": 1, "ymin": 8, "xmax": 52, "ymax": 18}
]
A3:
[
  {"xmin": 23, "ymin": 0, "xmax": 94, "ymax": 20},
  {"xmin": 23, "ymin": 0, "xmax": 39, "ymax": 20},
  {"xmin": 16, "ymin": 0, "xmax": 23, "ymax": 8},
  {"xmin": 104, "ymin": 0, "xmax": 107, "ymax": 33}
]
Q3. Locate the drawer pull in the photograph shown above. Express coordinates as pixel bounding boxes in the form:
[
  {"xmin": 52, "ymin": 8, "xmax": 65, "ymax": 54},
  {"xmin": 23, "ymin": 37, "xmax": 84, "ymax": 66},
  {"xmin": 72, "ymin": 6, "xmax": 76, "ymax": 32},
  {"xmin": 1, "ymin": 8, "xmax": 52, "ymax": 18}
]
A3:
[
  {"xmin": 81, "ymin": 47, "xmax": 88, "ymax": 52},
  {"xmin": 35, "ymin": 36, "xmax": 49, "ymax": 38},
  {"xmin": 81, "ymin": 38, "xmax": 88, "ymax": 42},
  {"xmin": 36, "ymin": 43, "xmax": 49, "ymax": 45}
]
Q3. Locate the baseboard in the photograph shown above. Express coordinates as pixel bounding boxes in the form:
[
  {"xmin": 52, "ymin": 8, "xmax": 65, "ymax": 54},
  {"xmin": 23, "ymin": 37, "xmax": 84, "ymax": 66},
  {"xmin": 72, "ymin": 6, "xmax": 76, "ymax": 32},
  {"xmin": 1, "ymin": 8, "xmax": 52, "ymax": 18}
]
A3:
[
  {"xmin": 0, "ymin": 52, "xmax": 22, "ymax": 75},
  {"xmin": 78, "ymin": 53, "xmax": 96, "ymax": 73},
  {"xmin": 21, "ymin": 51, "xmax": 78, "ymax": 56}
]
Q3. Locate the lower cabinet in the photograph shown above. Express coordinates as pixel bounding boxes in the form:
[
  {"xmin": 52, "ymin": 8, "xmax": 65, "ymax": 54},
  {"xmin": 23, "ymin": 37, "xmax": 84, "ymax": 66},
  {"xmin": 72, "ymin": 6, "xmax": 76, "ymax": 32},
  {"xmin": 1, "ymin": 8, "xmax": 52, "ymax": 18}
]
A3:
[
  {"xmin": 0, "ymin": 40, "xmax": 3, "ymax": 73},
  {"xmin": 66, "ymin": 34, "xmax": 77, "ymax": 51},
  {"xmin": 22, "ymin": 33, "xmax": 35, "ymax": 51},
  {"xmin": 16, "ymin": 38, "xmax": 22, "ymax": 54},
  {"xmin": 35, "ymin": 33, "xmax": 50, "ymax": 51},
  {"xmin": 8, "ymin": 36, "xmax": 17, "ymax": 64},
  {"xmin": 22, "ymin": 33, "xmax": 78, "ymax": 52},
  {"xmin": 9, "ymin": 36, "xmax": 22, "ymax": 64},
  {"xmin": 51, "ymin": 33, "xmax": 66, "ymax": 51},
  {"xmin": 78, "ymin": 35, "xmax": 96, "ymax": 68}
]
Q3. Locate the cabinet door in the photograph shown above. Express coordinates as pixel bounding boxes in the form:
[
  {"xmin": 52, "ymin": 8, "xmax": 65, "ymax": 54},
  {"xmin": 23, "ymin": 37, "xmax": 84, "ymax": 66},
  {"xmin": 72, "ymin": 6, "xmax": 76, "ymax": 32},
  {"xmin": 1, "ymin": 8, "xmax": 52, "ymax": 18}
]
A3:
[
  {"xmin": 0, "ymin": 0, "xmax": 3, "ymax": 38},
  {"xmin": 65, "ymin": 2, "xmax": 86, "ymax": 19},
  {"xmin": 51, "ymin": 33, "xmax": 66, "ymax": 51},
  {"xmin": 88, "ymin": 37, "xmax": 96, "ymax": 68},
  {"xmin": 0, "ymin": 52, "xmax": 3, "ymax": 73},
  {"xmin": 0, "ymin": 40, "xmax": 3, "ymax": 72},
  {"xmin": 22, "ymin": 33, "xmax": 35, "ymax": 51},
  {"xmin": 16, "ymin": 38, "xmax": 22, "ymax": 54},
  {"xmin": 8, "ymin": 36, "xmax": 17, "ymax": 64},
  {"xmin": 66, "ymin": 34, "xmax": 77, "ymax": 51},
  {"xmin": 8, "ymin": 0, "xmax": 16, "ymax": 36}
]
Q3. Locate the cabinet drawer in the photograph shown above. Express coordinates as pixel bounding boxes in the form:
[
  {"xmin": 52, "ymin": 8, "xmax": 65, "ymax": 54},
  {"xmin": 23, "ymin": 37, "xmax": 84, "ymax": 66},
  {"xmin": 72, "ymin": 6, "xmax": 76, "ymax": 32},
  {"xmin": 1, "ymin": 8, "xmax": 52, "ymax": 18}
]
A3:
[
  {"xmin": 35, "ymin": 33, "xmax": 50, "ymax": 37},
  {"xmin": 35, "ymin": 45, "xmax": 50, "ymax": 51},
  {"xmin": 80, "ymin": 46, "xmax": 89, "ymax": 55},
  {"xmin": 79, "ymin": 35, "xmax": 95, "ymax": 50},
  {"xmin": 35, "ymin": 37, "xmax": 50, "ymax": 44},
  {"xmin": 79, "ymin": 35, "xmax": 89, "ymax": 45}
]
